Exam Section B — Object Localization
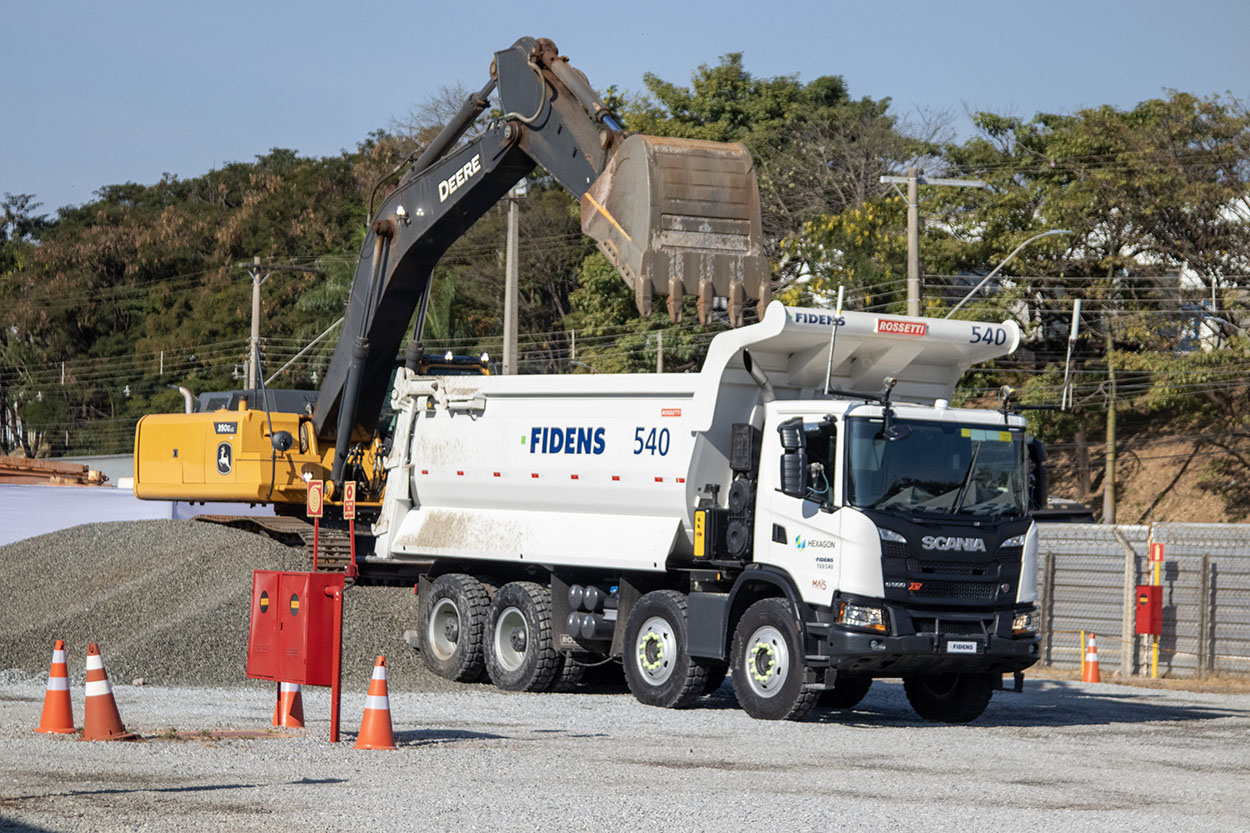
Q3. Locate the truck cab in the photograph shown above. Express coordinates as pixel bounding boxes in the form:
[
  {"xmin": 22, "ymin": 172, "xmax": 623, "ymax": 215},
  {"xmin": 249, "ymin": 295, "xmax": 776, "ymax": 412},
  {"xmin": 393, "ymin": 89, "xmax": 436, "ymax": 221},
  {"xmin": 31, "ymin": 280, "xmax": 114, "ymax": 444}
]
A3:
[{"xmin": 738, "ymin": 400, "xmax": 1039, "ymax": 696}]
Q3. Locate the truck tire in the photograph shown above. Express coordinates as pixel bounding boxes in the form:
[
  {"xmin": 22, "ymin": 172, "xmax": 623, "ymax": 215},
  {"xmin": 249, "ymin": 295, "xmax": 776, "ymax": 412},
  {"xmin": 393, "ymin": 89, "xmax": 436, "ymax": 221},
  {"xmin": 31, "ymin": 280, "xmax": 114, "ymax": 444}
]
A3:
[
  {"xmin": 730, "ymin": 598, "xmax": 817, "ymax": 721},
  {"xmin": 818, "ymin": 676, "xmax": 872, "ymax": 710},
  {"xmin": 622, "ymin": 590, "xmax": 709, "ymax": 709},
  {"xmin": 903, "ymin": 672, "xmax": 995, "ymax": 723},
  {"xmin": 546, "ymin": 654, "xmax": 586, "ymax": 693},
  {"xmin": 419, "ymin": 574, "xmax": 491, "ymax": 682},
  {"xmin": 485, "ymin": 582, "xmax": 560, "ymax": 692}
]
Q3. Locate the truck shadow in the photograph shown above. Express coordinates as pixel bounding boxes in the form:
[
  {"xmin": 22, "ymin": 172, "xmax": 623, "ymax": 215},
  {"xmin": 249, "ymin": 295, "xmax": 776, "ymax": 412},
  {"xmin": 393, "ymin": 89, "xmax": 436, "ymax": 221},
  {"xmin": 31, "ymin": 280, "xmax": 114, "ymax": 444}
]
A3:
[{"xmin": 695, "ymin": 678, "xmax": 1248, "ymax": 728}]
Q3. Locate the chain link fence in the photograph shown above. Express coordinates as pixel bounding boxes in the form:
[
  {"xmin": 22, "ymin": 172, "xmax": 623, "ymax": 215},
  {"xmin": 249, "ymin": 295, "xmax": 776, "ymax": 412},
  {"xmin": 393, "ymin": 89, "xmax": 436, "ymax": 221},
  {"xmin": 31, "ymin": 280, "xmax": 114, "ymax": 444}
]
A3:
[{"xmin": 1037, "ymin": 523, "xmax": 1250, "ymax": 679}]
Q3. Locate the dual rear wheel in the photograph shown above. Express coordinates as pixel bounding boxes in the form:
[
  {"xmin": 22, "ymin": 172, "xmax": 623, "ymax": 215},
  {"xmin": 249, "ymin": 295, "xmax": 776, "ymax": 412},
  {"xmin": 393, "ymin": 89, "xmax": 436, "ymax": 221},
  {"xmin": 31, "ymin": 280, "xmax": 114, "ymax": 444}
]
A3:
[{"xmin": 419, "ymin": 575, "xmax": 577, "ymax": 692}]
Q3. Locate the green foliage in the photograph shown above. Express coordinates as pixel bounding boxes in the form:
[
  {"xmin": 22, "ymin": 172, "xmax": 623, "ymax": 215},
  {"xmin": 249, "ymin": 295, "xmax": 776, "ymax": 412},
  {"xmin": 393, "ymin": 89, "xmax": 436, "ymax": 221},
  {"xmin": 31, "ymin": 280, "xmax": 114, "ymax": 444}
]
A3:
[
  {"xmin": 564, "ymin": 253, "xmax": 705, "ymax": 374},
  {"xmin": 779, "ymin": 196, "xmax": 908, "ymax": 310}
]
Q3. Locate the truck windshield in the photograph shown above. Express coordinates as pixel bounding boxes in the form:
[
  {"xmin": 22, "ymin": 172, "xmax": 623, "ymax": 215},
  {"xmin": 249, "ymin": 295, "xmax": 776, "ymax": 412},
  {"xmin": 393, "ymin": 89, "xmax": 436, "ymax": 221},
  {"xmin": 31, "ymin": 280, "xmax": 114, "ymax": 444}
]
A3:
[{"xmin": 846, "ymin": 417, "xmax": 1028, "ymax": 517}]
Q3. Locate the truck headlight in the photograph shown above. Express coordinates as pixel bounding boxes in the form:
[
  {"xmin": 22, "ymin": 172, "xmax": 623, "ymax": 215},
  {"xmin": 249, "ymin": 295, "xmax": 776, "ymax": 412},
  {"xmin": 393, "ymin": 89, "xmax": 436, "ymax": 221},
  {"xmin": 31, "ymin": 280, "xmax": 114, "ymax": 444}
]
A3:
[
  {"xmin": 878, "ymin": 528, "xmax": 906, "ymax": 543},
  {"xmin": 1003, "ymin": 533, "xmax": 1027, "ymax": 548},
  {"xmin": 838, "ymin": 602, "xmax": 887, "ymax": 633},
  {"xmin": 1012, "ymin": 609, "xmax": 1039, "ymax": 634}
]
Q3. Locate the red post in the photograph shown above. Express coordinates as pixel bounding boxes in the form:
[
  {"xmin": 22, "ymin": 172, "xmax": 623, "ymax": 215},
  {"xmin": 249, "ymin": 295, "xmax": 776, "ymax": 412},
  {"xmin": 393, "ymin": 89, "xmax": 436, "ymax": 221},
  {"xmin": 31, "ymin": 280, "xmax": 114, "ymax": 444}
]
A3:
[
  {"xmin": 344, "ymin": 481, "xmax": 358, "ymax": 579},
  {"xmin": 348, "ymin": 517, "xmax": 358, "ymax": 578},
  {"xmin": 324, "ymin": 584, "xmax": 343, "ymax": 742},
  {"xmin": 312, "ymin": 517, "xmax": 320, "ymax": 572}
]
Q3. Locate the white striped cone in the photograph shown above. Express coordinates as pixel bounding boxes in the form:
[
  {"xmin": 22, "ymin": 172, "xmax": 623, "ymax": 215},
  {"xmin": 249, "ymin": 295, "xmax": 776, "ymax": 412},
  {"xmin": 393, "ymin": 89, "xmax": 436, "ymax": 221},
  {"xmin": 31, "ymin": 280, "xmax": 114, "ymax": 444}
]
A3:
[
  {"xmin": 35, "ymin": 640, "xmax": 75, "ymax": 734},
  {"xmin": 273, "ymin": 682, "xmax": 304, "ymax": 728},
  {"xmin": 81, "ymin": 643, "xmax": 136, "ymax": 741},
  {"xmin": 354, "ymin": 656, "xmax": 396, "ymax": 750},
  {"xmin": 1081, "ymin": 632, "xmax": 1102, "ymax": 683}
]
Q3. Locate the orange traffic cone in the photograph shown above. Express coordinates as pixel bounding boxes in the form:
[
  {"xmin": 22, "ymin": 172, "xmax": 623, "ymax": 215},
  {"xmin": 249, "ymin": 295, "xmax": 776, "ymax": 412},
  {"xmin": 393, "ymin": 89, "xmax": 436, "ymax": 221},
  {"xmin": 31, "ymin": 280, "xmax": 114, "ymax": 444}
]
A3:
[
  {"xmin": 1081, "ymin": 632, "xmax": 1102, "ymax": 683},
  {"xmin": 354, "ymin": 656, "xmax": 396, "ymax": 750},
  {"xmin": 81, "ymin": 643, "xmax": 136, "ymax": 741},
  {"xmin": 35, "ymin": 640, "xmax": 75, "ymax": 734},
  {"xmin": 273, "ymin": 682, "xmax": 305, "ymax": 729}
]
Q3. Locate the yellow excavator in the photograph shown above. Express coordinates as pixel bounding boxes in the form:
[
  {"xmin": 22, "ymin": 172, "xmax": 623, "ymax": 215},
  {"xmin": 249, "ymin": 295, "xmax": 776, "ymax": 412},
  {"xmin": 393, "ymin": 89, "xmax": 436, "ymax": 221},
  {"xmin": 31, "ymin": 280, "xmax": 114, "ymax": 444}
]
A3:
[{"xmin": 133, "ymin": 36, "xmax": 770, "ymax": 545}]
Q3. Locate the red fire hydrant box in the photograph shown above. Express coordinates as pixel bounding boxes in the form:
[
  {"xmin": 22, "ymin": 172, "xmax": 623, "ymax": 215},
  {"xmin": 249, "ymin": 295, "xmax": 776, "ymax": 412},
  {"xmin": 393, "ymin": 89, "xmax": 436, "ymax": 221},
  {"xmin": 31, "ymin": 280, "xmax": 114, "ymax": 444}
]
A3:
[
  {"xmin": 1135, "ymin": 584, "xmax": 1163, "ymax": 635},
  {"xmin": 247, "ymin": 570, "xmax": 345, "ymax": 685}
]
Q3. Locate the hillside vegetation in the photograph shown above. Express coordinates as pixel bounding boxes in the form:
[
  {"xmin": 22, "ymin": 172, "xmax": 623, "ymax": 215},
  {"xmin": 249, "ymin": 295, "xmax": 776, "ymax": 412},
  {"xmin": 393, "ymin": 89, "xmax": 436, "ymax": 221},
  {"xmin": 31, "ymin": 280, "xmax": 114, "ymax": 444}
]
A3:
[{"xmin": 2, "ymin": 57, "xmax": 1249, "ymax": 521}]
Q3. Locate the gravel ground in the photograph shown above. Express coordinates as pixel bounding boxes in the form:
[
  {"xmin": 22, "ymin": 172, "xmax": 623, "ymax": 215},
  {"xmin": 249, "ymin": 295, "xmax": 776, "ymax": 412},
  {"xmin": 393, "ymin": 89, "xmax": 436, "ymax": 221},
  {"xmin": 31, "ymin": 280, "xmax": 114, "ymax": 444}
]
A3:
[
  {"xmin": 5, "ymin": 521, "xmax": 1250, "ymax": 830},
  {"xmin": 1, "ymin": 676, "xmax": 1249, "ymax": 832},
  {"xmin": 0, "ymin": 520, "xmax": 463, "ymax": 693}
]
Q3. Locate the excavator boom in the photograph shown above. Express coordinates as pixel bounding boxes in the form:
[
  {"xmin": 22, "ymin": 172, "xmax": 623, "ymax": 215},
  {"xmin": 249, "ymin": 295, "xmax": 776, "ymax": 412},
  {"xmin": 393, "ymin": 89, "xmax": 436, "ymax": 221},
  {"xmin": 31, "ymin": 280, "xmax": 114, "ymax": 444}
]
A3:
[{"xmin": 135, "ymin": 35, "xmax": 772, "ymax": 508}]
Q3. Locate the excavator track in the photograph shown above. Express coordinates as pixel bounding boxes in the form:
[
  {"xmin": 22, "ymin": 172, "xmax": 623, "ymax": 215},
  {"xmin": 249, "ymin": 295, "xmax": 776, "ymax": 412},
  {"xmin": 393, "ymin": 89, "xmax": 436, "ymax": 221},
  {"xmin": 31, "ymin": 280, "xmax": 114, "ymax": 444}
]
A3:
[{"xmin": 192, "ymin": 514, "xmax": 368, "ymax": 571}]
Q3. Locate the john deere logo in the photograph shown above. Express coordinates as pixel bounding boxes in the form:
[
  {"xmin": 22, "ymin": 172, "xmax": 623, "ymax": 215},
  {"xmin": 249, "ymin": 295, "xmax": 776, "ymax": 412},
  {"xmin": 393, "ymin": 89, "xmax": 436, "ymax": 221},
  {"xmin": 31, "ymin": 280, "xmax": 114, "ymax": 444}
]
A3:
[{"xmin": 216, "ymin": 441, "xmax": 232, "ymax": 475}]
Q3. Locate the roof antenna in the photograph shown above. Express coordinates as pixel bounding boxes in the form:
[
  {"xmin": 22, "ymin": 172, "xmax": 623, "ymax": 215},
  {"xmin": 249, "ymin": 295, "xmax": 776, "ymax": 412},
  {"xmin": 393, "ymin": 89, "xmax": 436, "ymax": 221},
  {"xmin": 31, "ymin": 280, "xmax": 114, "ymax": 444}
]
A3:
[{"xmin": 822, "ymin": 285, "xmax": 846, "ymax": 396}]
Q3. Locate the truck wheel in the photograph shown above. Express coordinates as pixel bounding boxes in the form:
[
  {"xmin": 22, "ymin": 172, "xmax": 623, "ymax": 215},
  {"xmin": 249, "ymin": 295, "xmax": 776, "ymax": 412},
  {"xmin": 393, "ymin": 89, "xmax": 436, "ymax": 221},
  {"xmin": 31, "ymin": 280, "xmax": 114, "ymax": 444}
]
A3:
[
  {"xmin": 903, "ymin": 672, "xmax": 995, "ymax": 723},
  {"xmin": 818, "ymin": 676, "xmax": 872, "ymax": 710},
  {"xmin": 419, "ymin": 574, "xmax": 490, "ymax": 682},
  {"xmin": 623, "ymin": 590, "xmax": 708, "ymax": 709},
  {"xmin": 730, "ymin": 598, "xmax": 817, "ymax": 721},
  {"xmin": 485, "ymin": 582, "xmax": 560, "ymax": 692},
  {"xmin": 546, "ymin": 654, "xmax": 586, "ymax": 692}
]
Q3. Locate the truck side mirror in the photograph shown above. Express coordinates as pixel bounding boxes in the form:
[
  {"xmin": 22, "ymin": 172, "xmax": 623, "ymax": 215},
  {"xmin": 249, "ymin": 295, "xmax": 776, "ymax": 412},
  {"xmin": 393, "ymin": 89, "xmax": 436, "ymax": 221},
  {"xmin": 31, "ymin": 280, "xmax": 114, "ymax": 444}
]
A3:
[
  {"xmin": 1028, "ymin": 438, "xmax": 1049, "ymax": 511},
  {"xmin": 777, "ymin": 417, "xmax": 808, "ymax": 498}
]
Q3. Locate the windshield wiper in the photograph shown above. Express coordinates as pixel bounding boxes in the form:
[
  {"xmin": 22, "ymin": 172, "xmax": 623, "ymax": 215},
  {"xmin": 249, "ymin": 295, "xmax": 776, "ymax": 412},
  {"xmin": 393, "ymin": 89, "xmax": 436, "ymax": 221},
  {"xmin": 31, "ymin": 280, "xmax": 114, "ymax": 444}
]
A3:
[{"xmin": 950, "ymin": 442, "xmax": 982, "ymax": 515}]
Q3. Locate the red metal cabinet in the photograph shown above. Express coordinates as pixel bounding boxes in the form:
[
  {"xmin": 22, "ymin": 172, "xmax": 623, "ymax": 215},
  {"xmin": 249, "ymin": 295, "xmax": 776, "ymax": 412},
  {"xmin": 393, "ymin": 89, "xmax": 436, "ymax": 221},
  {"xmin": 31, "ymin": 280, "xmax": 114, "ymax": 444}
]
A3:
[
  {"xmin": 1135, "ymin": 584, "xmax": 1162, "ymax": 635},
  {"xmin": 246, "ymin": 570, "xmax": 344, "ymax": 685}
]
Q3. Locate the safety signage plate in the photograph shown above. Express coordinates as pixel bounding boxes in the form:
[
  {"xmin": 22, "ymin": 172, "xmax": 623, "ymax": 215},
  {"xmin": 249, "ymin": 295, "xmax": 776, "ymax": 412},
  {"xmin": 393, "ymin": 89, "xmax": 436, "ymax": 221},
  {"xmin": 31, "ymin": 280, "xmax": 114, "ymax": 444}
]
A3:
[
  {"xmin": 946, "ymin": 640, "xmax": 979, "ymax": 654},
  {"xmin": 343, "ymin": 481, "xmax": 356, "ymax": 521},
  {"xmin": 307, "ymin": 480, "xmax": 324, "ymax": 519}
]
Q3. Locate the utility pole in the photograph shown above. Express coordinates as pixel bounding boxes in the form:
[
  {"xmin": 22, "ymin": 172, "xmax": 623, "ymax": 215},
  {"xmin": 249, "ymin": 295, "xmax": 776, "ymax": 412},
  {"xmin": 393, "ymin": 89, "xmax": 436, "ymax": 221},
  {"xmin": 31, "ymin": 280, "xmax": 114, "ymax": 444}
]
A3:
[
  {"xmin": 239, "ymin": 258, "xmax": 324, "ymax": 390},
  {"xmin": 1103, "ymin": 313, "xmax": 1117, "ymax": 524},
  {"xmin": 503, "ymin": 180, "xmax": 526, "ymax": 375},
  {"xmin": 880, "ymin": 169, "xmax": 985, "ymax": 316}
]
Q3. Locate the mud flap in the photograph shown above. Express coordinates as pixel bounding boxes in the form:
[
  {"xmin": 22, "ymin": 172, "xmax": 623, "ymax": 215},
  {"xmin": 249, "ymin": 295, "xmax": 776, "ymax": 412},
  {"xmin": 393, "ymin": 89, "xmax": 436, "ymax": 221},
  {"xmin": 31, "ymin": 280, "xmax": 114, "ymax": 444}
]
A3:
[{"xmin": 580, "ymin": 134, "xmax": 771, "ymax": 326}]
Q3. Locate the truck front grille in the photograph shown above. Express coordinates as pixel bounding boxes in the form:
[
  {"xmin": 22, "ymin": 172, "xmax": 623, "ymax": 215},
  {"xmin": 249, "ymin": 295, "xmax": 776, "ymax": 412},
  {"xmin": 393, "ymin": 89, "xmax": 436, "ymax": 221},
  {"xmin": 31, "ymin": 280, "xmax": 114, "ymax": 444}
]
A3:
[
  {"xmin": 881, "ymin": 541, "xmax": 909, "ymax": 559},
  {"xmin": 906, "ymin": 558, "xmax": 1000, "ymax": 578},
  {"xmin": 909, "ymin": 580, "xmax": 998, "ymax": 601},
  {"xmin": 913, "ymin": 618, "xmax": 989, "ymax": 636}
]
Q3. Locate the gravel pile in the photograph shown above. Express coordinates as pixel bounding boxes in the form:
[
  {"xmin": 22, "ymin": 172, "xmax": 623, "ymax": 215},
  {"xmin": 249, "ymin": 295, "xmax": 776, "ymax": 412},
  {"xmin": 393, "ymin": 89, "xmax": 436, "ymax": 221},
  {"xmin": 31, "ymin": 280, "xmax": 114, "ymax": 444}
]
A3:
[{"xmin": 0, "ymin": 519, "xmax": 468, "ymax": 692}]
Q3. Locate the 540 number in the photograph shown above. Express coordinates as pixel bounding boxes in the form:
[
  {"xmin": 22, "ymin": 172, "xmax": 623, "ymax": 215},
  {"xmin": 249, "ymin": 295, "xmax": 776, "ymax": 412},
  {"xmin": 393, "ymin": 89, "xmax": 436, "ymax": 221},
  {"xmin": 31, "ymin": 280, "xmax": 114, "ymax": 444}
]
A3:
[
  {"xmin": 633, "ymin": 427, "xmax": 670, "ymax": 456},
  {"xmin": 969, "ymin": 325, "xmax": 1008, "ymax": 346}
]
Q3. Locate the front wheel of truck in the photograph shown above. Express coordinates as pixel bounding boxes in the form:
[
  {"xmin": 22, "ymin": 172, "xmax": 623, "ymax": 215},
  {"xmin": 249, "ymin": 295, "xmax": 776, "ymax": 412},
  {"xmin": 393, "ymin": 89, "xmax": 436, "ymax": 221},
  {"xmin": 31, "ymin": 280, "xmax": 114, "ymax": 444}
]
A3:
[
  {"xmin": 731, "ymin": 598, "xmax": 817, "ymax": 721},
  {"xmin": 623, "ymin": 590, "xmax": 709, "ymax": 709},
  {"xmin": 903, "ymin": 672, "xmax": 995, "ymax": 723}
]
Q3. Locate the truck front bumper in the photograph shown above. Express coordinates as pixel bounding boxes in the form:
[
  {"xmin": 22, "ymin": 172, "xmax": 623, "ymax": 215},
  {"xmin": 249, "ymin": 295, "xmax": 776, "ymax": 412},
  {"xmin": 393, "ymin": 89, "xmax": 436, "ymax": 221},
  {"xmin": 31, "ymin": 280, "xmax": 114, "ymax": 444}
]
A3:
[{"xmin": 807, "ymin": 605, "xmax": 1040, "ymax": 676}]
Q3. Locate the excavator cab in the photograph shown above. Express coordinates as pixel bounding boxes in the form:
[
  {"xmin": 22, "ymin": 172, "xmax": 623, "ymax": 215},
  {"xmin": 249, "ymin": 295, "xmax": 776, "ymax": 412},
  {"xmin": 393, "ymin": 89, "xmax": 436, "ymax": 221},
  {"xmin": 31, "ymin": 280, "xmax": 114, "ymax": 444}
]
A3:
[{"xmin": 581, "ymin": 133, "xmax": 771, "ymax": 327}]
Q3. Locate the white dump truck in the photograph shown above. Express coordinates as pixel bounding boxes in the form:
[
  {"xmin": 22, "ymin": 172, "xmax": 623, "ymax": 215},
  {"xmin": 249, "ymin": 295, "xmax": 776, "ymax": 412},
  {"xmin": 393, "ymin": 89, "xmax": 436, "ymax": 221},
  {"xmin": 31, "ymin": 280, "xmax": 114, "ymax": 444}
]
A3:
[{"xmin": 365, "ymin": 301, "xmax": 1045, "ymax": 722}]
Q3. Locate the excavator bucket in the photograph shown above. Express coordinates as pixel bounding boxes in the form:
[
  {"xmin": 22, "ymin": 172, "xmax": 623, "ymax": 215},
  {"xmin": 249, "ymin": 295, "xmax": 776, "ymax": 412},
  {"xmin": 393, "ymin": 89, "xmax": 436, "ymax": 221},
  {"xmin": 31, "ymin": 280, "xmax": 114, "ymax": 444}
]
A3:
[{"xmin": 580, "ymin": 134, "xmax": 771, "ymax": 327}]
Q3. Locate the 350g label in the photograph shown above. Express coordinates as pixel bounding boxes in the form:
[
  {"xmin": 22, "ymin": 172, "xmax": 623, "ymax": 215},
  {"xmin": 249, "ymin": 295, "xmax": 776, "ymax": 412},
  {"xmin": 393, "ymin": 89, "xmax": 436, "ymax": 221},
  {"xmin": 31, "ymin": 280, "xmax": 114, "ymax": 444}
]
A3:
[{"xmin": 633, "ymin": 427, "xmax": 670, "ymax": 456}]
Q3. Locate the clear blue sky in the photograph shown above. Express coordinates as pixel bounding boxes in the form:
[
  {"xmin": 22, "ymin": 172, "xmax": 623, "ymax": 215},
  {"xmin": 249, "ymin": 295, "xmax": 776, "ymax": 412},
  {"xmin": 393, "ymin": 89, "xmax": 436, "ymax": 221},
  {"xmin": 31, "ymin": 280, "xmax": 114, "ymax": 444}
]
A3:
[{"xmin": 4, "ymin": 0, "xmax": 1248, "ymax": 216}]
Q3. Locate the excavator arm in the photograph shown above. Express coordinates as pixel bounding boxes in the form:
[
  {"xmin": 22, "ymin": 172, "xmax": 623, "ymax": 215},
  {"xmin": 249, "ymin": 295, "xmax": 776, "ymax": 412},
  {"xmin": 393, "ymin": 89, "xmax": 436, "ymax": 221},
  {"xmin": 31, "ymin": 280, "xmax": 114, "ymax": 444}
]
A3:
[{"xmin": 313, "ymin": 36, "xmax": 770, "ymax": 487}]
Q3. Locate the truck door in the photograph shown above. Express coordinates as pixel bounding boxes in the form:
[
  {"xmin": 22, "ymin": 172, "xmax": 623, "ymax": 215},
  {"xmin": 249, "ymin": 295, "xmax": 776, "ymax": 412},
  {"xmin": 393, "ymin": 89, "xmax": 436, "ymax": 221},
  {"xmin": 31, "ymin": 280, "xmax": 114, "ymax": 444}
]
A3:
[{"xmin": 755, "ymin": 416, "xmax": 843, "ymax": 606}]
